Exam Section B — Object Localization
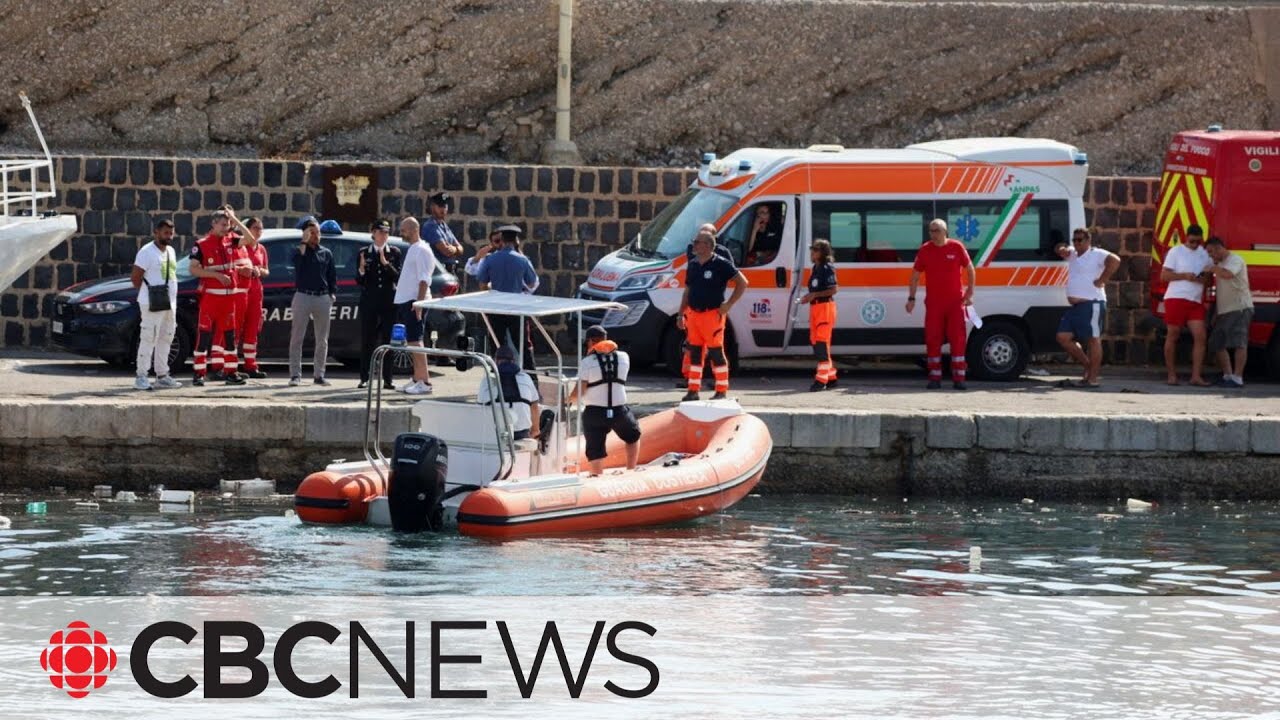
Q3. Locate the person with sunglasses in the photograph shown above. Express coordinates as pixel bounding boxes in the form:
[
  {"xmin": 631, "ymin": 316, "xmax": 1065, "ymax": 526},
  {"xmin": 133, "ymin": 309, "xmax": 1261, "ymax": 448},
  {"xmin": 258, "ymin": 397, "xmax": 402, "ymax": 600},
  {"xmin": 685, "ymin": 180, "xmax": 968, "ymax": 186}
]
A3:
[
  {"xmin": 1053, "ymin": 228, "xmax": 1119, "ymax": 388},
  {"xmin": 906, "ymin": 219, "xmax": 976, "ymax": 390}
]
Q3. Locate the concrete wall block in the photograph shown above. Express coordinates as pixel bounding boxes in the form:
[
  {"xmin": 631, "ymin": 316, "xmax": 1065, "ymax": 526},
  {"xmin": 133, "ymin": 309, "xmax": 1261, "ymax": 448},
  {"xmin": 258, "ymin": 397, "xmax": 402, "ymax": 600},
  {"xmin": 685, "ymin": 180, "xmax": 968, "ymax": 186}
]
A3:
[
  {"xmin": 29, "ymin": 402, "xmax": 143, "ymax": 440},
  {"xmin": 926, "ymin": 414, "xmax": 976, "ymax": 449},
  {"xmin": 304, "ymin": 405, "xmax": 366, "ymax": 444},
  {"xmin": 976, "ymin": 414, "xmax": 1019, "ymax": 450},
  {"xmin": 1250, "ymin": 419, "xmax": 1280, "ymax": 455},
  {"xmin": 1018, "ymin": 416, "xmax": 1063, "ymax": 451},
  {"xmin": 1108, "ymin": 415, "xmax": 1159, "ymax": 452},
  {"xmin": 755, "ymin": 410, "xmax": 793, "ymax": 448},
  {"xmin": 0, "ymin": 402, "xmax": 31, "ymax": 441},
  {"xmin": 879, "ymin": 413, "xmax": 924, "ymax": 454},
  {"xmin": 1156, "ymin": 417, "xmax": 1195, "ymax": 452},
  {"xmin": 171, "ymin": 403, "xmax": 302, "ymax": 441},
  {"xmin": 791, "ymin": 412, "xmax": 879, "ymax": 449},
  {"xmin": 1061, "ymin": 416, "xmax": 1109, "ymax": 451},
  {"xmin": 1194, "ymin": 417, "xmax": 1251, "ymax": 453}
]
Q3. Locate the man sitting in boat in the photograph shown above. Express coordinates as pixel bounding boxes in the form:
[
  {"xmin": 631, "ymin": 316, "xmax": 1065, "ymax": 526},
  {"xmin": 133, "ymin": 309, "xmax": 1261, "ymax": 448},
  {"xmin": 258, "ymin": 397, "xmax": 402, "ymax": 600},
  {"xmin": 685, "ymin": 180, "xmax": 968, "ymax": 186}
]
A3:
[
  {"xmin": 476, "ymin": 344, "xmax": 542, "ymax": 441},
  {"xmin": 575, "ymin": 325, "xmax": 641, "ymax": 476}
]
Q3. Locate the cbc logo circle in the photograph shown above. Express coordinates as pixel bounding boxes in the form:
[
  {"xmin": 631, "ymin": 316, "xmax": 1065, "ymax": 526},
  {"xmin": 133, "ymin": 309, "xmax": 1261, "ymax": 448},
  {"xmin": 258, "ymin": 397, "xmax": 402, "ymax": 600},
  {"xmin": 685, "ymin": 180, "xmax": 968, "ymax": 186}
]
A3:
[{"xmin": 39, "ymin": 620, "xmax": 118, "ymax": 698}]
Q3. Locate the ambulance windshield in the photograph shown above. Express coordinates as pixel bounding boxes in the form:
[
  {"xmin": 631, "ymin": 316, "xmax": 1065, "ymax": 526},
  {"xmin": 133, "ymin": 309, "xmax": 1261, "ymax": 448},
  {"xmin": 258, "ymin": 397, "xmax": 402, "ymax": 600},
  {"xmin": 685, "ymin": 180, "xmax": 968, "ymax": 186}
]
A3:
[{"xmin": 630, "ymin": 188, "xmax": 737, "ymax": 259}]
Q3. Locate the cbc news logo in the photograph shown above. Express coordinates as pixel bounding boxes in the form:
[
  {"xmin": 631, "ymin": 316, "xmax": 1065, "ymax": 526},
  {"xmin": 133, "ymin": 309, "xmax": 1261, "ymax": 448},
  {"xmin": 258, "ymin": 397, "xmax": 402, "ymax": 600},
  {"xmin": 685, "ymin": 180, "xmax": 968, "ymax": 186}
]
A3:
[{"xmin": 39, "ymin": 620, "xmax": 118, "ymax": 698}]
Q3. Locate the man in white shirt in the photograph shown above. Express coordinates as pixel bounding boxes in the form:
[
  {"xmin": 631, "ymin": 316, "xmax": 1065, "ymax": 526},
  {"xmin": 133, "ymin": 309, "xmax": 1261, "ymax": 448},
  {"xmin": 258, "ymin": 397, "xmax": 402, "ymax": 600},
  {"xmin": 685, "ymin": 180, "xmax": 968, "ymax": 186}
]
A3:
[
  {"xmin": 476, "ymin": 345, "xmax": 542, "ymax": 440},
  {"xmin": 130, "ymin": 219, "xmax": 182, "ymax": 390},
  {"xmin": 575, "ymin": 325, "xmax": 641, "ymax": 476},
  {"xmin": 1204, "ymin": 236, "xmax": 1254, "ymax": 388},
  {"xmin": 1053, "ymin": 228, "xmax": 1120, "ymax": 387},
  {"xmin": 394, "ymin": 216, "xmax": 436, "ymax": 395},
  {"xmin": 1160, "ymin": 224, "xmax": 1213, "ymax": 386}
]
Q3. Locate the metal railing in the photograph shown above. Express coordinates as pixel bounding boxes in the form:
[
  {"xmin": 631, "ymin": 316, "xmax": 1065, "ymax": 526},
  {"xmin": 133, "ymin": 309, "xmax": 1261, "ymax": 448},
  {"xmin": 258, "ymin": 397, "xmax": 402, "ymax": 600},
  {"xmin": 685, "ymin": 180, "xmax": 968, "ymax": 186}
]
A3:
[{"xmin": 1, "ymin": 93, "xmax": 57, "ymax": 218}]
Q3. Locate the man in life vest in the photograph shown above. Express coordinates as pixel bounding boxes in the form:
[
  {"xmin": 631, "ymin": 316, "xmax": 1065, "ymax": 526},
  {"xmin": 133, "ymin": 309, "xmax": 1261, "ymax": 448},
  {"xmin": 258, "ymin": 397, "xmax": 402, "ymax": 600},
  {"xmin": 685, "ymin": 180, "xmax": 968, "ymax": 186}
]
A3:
[
  {"xmin": 679, "ymin": 228, "xmax": 748, "ymax": 401},
  {"xmin": 906, "ymin": 218, "xmax": 976, "ymax": 390},
  {"xmin": 476, "ymin": 344, "xmax": 542, "ymax": 441},
  {"xmin": 188, "ymin": 208, "xmax": 249, "ymax": 385},
  {"xmin": 799, "ymin": 239, "xmax": 839, "ymax": 391},
  {"xmin": 228, "ymin": 210, "xmax": 269, "ymax": 378},
  {"xmin": 576, "ymin": 325, "xmax": 641, "ymax": 476}
]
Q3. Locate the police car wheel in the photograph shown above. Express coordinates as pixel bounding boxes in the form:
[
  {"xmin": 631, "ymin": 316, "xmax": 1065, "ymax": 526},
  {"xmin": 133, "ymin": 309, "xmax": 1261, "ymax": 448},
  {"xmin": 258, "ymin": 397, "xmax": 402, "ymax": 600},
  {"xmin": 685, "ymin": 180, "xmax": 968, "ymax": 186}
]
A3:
[
  {"xmin": 967, "ymin": 320, "xmax": 1029, "ymax": 382},
  {"xmin": 167, "ymin": 325, "xmax": 192, "ymax": 372}
]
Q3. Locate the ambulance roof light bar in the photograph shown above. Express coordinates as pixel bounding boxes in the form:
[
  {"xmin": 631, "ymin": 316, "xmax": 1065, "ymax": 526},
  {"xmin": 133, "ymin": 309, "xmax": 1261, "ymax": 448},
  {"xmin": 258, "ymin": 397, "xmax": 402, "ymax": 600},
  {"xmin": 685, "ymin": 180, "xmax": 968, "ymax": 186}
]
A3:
[
  {"xmin": 807, "ymin": 144, "xmax": 845, "ymax": 153},
  {"xmin": 1207, "ymin": 124, "xmax": 1223, "ymax": 133},
  {"xmin": 701, "ymin": 152, "xmax": 716, "ymax": 165},
  {"xmin": 1072, "ymin": 150, "xmax": 1088, "ymax": 166}
]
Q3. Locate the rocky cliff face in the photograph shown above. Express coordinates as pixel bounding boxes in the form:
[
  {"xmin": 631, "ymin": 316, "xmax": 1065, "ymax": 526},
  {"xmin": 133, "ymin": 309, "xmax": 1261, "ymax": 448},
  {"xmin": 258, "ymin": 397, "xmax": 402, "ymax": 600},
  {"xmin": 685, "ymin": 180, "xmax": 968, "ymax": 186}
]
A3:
[{"xmin": 0, "ymin": 1, "xmax": 1270, "ymax": 173}]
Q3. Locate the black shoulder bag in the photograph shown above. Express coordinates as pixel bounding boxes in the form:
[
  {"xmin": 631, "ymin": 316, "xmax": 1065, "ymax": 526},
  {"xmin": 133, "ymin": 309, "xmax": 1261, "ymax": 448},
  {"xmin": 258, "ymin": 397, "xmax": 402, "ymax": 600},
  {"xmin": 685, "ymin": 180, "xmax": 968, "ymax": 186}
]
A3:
[{"xmin": 144, "ymin": 247, "xmax": 173, "ymax": 312}]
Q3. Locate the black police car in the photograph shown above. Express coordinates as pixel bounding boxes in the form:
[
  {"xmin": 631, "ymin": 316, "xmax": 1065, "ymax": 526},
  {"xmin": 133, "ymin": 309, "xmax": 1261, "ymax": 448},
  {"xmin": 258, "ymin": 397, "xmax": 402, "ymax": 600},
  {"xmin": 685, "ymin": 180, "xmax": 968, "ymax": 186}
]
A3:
[{"xmin": 50, "ymin": 227, "xmax": 466, "ymax": 372}]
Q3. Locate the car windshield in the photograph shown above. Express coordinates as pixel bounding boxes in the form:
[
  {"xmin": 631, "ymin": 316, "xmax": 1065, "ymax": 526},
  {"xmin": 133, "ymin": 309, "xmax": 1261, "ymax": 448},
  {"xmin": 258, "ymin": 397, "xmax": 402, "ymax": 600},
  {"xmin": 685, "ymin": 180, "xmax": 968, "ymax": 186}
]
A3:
[{"xmin": 631, "ymin": 188, "xmax": 738, "ymax": 260}]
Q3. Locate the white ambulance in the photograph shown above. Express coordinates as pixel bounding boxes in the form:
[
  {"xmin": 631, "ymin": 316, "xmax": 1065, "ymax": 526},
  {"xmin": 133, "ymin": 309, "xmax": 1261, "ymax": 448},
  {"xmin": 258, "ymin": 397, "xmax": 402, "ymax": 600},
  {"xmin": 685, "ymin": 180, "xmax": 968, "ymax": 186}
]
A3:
[{"xmin": 577, "ymin": 138, "xmax": 1088, "ymax": 380}]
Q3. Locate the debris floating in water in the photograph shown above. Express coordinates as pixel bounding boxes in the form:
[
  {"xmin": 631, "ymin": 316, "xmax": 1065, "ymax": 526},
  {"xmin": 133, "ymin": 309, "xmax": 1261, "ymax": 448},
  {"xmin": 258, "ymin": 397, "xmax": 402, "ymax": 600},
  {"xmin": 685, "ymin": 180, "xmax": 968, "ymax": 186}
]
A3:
[
  {"xmin": 93, "ymin": 485, "xmax": 112, "ymax": 500},
  {"xmin": 25, "ymin": 501, "xmax": 46, "ymax": 515},
  {"xmin": 1127, "ymin": 498, "xmax": 1153, "ymax": 512},
  {"xmin": 74, "ymin": 501, "xmax": 99, "ymax": 510},
  {"xmin": 0, "ymin": 515, "xmax": 10, "ymax": 529},
  {"xmin": 114, "ymin": 491, "xmax": 137, "ymax": 503},
  {"xmin": 1021, "ymin": 498, "xmax": 1035, "ymax": 505},
  {"xmin": 969, "ymin": 546, "xmax": 983, "ymax": 573},
  {"xmin": 159, "ymin": 490, "xmax": 195, "ymax": 506}
]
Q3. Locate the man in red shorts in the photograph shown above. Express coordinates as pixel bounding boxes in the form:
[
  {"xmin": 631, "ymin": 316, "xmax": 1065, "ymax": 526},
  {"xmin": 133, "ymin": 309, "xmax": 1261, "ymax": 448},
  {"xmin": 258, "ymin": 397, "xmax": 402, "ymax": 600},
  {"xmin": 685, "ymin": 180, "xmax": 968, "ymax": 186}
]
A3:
[
  {"xmin": 1160, "ymin": 224, "xmax": 1212, "ymax": 386},
  {"xmin": 229, "ymin": 211, "xmax": 269, "ymax": 378},
  {"xmin": 188, "ymin": 209, "xmax": 248, "ymax": 386},
  {"xmin": 907, "ymin": 218, "xmax": 976, "ymax": 390},
  {"xmin": 678, "ymin": 228, "xmax": 747, "ymax": 401}
]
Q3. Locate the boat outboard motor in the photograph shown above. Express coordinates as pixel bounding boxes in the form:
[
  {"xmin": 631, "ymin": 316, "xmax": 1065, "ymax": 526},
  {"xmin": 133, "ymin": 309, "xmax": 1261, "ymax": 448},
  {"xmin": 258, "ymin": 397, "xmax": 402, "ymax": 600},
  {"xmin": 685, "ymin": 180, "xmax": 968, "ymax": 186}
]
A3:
[{"xmin": 387, "ymin": 433, "xmax": 448, "ymax": 533}]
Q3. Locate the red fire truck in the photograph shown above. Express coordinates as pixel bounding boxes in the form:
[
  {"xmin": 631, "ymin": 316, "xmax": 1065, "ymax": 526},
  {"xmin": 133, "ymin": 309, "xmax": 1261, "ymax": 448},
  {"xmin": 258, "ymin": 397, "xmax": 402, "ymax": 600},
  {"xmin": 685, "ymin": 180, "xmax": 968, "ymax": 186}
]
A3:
[{"xmin": 1150, "ymin": 127, "xmax": 1280, "ymax": 377}]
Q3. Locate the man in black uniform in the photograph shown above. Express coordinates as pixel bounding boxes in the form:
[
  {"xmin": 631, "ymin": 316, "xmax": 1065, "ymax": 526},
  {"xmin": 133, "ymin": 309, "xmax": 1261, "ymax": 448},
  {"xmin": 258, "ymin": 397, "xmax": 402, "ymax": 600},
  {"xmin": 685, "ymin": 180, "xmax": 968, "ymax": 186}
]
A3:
[
  {"xmin": 357, "ymin": 219, "xmax": 403, "ymax": 389},
  {"xmin": 679, "ymin": 229, "xmax": 748, "ymax": 401},
  {"xmin": 677, "ymin": 223, "xmax": 735, "ymax": 388}
]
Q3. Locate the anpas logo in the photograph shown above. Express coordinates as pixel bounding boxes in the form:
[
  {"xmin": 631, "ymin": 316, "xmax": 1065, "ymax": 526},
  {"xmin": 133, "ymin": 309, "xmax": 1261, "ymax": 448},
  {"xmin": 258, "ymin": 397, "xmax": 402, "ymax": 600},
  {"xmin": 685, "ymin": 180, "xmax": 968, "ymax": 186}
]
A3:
[
  {"xmin": 39, "ymin": 621, "xmax": 118, "ymax": 698},
  {"xmin": 1001, "ymin": 174, "xmax": 1039, "ymax": 194},
  {"xmin": 860, "ymin": 299, "xmax": 886, "ymax": 326}
]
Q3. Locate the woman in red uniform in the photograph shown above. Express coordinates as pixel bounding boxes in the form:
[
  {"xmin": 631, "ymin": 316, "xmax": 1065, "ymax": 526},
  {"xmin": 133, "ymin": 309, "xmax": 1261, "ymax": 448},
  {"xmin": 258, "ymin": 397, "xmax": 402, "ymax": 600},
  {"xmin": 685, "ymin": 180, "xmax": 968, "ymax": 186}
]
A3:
[
  {"xmin": 906, "ymin": 219, "xmax": 976, "ymax": 390},
  {"xmin": 799, "ymin": 239, "xmax": 838, "ymax": 391},
  {"xmin": 230, "ymin": 213, "xmax": 269, "ymax": 378}
]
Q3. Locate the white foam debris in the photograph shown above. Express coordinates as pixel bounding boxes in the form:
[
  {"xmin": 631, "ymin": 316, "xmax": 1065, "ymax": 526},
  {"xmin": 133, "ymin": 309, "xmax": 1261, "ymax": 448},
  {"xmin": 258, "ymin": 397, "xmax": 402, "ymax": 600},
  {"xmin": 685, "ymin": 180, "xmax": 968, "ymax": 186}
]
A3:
[{"xmin": 1127, "ymin": 498, "xmax": 1153, "ymax": 511}]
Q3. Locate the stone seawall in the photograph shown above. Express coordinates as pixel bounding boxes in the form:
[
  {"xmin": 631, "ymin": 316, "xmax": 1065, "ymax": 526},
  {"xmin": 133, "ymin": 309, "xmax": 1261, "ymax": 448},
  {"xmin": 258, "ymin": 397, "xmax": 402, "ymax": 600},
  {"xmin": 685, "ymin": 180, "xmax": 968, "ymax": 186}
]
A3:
[
  {"xmin": 1, "ymin": 154, "xmax": 1161, "ymax": 363},
  {"xmin": 3, "ymin": 400, "xmax": 1277, "ymax": 499}
]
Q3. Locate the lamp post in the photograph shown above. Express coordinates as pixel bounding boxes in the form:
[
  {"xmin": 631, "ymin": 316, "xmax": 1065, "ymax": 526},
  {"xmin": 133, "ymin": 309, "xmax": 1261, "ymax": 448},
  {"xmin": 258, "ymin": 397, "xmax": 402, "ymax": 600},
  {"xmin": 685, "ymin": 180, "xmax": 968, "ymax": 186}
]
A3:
[{"xmin": 542, "ymin": 0, "xmax": 582, "ymax": 165}]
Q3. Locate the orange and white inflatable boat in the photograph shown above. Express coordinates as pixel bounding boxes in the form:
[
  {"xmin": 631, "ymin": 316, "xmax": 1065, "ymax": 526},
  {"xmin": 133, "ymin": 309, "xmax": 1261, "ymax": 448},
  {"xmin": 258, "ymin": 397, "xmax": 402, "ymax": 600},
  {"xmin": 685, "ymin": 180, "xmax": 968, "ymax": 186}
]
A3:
[
  {"xmin": 296, "ymin": 400, "xmax": 770, "ymax": 538},
  {"xmin": 294, "ymin": 291, "xmax": 771, "ymax": 539}
]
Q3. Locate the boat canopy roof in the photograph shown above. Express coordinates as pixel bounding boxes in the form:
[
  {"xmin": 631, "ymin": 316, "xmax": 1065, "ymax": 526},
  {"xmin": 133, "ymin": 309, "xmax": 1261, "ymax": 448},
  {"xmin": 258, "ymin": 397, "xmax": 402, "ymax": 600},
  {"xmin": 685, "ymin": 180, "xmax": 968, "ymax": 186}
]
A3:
[{"xmin": 416, "ymin": 290, "xmax": 624, "ymax": 318}]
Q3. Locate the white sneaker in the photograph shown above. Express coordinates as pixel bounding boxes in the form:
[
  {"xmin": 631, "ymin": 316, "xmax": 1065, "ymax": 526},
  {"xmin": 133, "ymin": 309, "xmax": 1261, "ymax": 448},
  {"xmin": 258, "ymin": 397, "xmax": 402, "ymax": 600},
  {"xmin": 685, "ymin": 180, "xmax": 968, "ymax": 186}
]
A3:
[
  {"xmin": 289, "ymin": 376, "xmax": 302, "ymax": 387},
  {"xmin": 134, "ymin": 376, "xmax": 152, "ymax": 391},
  {"xmin": 401, "ymin": 380, "xmax": 421, "ymax": 394},
  {"xmin": 404, "ymin": 381, "xmax": 433, "ymax": 396},
  {"xmin": 154, "ymin": 375, "xmax": 182, "ymax": 389}
]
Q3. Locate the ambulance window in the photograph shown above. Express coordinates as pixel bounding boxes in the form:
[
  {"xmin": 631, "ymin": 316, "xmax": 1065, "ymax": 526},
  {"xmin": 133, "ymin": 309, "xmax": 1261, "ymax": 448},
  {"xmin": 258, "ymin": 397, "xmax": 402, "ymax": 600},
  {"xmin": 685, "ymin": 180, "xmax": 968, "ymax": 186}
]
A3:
[
  {"xmin": 724, "ymin": 202, "xmax": 786, "ymax": 267},
  {"xmin": 827, "ymin": 212, "xmax": 863, "ymax": 263},
  {"xmin": 865, "ymin": 209, "xmax": 926, "ymax": 262}
]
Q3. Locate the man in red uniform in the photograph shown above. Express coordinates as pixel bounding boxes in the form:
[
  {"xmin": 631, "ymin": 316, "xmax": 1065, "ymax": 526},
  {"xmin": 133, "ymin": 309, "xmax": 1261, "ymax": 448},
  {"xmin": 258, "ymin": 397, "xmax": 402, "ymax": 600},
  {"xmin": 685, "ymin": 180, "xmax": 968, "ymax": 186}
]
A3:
[
  {"xmin": 906, "ymin": 218, "xmax": 976, "ymax": 390},
  {"xmin": 229, "ymin": 211, "xmax": 269, "ymax": 378},
  {"xmin": 189, "ymin": 209, "xmax": 249, "ymax": 385}
]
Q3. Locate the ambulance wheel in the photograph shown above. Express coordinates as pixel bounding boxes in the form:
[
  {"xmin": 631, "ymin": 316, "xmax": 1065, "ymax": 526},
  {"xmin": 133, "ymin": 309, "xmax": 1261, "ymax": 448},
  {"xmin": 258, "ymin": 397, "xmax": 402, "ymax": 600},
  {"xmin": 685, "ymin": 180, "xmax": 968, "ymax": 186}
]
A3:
[{"xmin": 967, "ymin": 320, "xmax": 1029, "ymax": 381}]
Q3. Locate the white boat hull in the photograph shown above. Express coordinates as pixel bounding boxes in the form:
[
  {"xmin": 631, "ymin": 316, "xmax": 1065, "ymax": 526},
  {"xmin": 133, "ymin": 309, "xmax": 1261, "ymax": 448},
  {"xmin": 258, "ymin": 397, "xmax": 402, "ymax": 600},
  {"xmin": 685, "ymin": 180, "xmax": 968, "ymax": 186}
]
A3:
[{"xmin": 0, "ymin": 215, "xmax": 76, "ymax": 292}]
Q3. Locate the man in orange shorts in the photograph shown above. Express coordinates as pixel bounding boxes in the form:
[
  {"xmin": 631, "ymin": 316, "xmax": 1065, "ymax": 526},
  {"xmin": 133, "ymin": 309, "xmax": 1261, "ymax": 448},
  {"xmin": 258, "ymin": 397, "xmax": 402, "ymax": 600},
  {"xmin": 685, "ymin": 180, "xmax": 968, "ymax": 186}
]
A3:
[
  {"xmin": 1160, "ymin": 224, "xmax": 1212, "ymax": 386},
  {"xmin": 800, "ymin": 239, "xmax": 839, "ymax": 391},
  {"xmin": 678, "ymin": 229, "xmax": 747, "ymax": 401}
]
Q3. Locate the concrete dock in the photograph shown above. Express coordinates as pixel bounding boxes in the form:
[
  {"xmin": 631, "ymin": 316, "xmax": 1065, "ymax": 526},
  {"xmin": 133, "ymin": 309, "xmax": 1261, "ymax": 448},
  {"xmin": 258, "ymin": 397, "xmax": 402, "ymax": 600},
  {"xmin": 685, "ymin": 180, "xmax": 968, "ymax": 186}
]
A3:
[{"xmin": 1, "ymin": 350, "xmax": 1276, "ymax": 499}]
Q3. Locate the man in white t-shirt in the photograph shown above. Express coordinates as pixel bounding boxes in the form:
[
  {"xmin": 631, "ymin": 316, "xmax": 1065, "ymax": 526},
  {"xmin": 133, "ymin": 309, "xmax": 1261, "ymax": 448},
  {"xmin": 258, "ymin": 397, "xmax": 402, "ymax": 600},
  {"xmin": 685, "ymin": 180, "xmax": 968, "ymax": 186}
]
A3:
[
  {"xmin": 574, "ymin": 326, "xmax": 641, "ymax": 476},
  {"xmin": 476, "ymin": 345, "xmax": 542, "ymax": 440},
  {"xmin": 130, "ymin": 219, "xmax": 182, "ymax": 390},
  {"xmin": 394, "ymin": 217, "xmax": 436, "ymax": 395},
  {"xmin": 1053, "ymin": 228, "xmax": 1119, "ymax": 387},
  {"xmin": 1160, "ymin": 224, "xmax": 1213, "ymax": 386}
]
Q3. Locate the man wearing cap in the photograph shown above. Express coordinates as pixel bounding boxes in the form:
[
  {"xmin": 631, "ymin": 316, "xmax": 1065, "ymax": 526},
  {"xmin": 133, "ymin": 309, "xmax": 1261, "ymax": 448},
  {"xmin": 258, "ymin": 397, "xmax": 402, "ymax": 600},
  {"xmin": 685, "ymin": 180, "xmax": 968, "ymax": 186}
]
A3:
[
  {"xmin": 476, "ymin": 345, "xmax": 542, "ymax": 441},
  {"xmin": 188, "ymin": 208, "xmax": 248, "ymax": 386},
  {"xmin": 395, "ymin": 216, "xmax": 435, "ymax": 395},
  {"xmin": 424, "ymin": 192, "xmax": 464, "ymax": 274},
  {"xmin": 288, "ymin": 217, "xmax": 337, "ymax": 386},
  {"xmin": 679, "ymin": 228, "xmax": 748, "ymax": 401},
  {"xmin": 130, "ymin": 218, "xmax": 181, "ymax": 390},
  {"xmin": 357, "ymin": 219, "xmax": 403, "ymax": 389},
  {"xmin": 478, "ymin": 224, "xmax": 540, "ymax": 371},
  {"xmin": 575, "ymin": 326, "xmax": 641, "ymax": 477}
]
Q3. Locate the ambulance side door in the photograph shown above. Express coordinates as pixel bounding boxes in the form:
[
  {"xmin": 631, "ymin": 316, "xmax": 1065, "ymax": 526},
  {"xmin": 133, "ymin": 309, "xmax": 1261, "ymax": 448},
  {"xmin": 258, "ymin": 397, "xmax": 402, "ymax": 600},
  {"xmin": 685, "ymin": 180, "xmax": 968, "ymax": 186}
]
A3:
[
  {"xmin": 719, "ymin": 197, "xmax": 802, "ymax": 356},
  {"xmin": 810, "ymin": 199, "xmax": 928, "ymax": 354}
]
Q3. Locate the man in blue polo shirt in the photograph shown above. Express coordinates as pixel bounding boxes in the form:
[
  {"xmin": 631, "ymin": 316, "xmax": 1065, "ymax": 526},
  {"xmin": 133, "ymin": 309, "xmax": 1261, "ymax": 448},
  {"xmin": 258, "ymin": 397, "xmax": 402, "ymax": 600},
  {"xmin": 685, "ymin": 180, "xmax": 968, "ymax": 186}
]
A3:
[{"xmin": 478, "ymin": 224, "xmax": 539, "ymax": 370}]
